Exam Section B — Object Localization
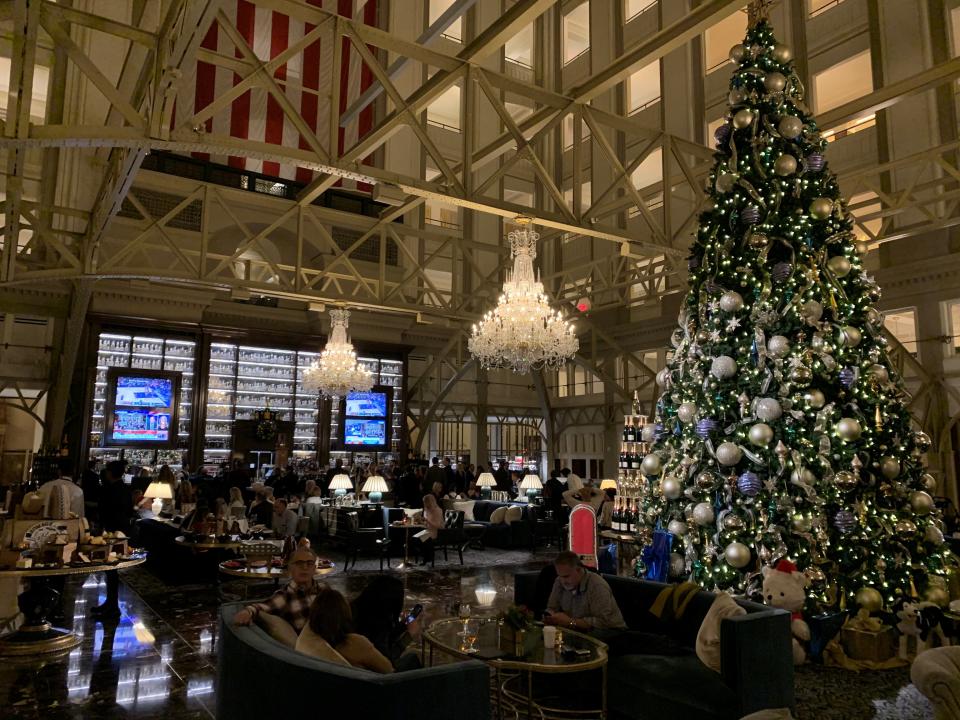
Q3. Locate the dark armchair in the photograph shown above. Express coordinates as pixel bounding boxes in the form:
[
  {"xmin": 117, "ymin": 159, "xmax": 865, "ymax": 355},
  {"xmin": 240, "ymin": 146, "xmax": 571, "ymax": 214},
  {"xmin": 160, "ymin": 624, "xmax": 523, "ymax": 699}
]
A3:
[
  {"xmin": 344, "ymin": 510, "xmax": 390, "ymax": 571},
  {"xmin": 434, "ymin": 510, "xmax": 467, "ymax": 566}
]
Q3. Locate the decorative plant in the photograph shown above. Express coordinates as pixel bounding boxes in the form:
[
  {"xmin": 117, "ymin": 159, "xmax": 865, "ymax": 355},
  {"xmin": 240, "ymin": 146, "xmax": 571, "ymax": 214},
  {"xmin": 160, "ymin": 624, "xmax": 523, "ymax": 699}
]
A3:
[{"xmin": 499, "ymin": 604, "xmax": 534, "ymax": 631}]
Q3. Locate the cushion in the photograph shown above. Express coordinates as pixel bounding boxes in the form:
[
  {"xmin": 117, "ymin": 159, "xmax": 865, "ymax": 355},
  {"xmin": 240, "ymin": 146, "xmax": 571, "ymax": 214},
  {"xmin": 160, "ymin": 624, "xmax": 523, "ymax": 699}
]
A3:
[
  {"xmin": 489, "ymin": 506, "xmax": 508, "ymax": 525},
  {"xmin": 695, "ymin": 592, "xmax": 746, "ymax": 672},
  {"xmin": 505, "ymin": 506, "xmax": 523, "ymax": 523},
  {"xmin": 256, "ymin": 612, "xmax": 298, "ymax": 649},
  {"xmin": 295, "ymin": 625, "xmax": 351, "ymax": 666},
  {"xmin": 453, "ymin": 500, "xmax": 476, "ymax": 522}
]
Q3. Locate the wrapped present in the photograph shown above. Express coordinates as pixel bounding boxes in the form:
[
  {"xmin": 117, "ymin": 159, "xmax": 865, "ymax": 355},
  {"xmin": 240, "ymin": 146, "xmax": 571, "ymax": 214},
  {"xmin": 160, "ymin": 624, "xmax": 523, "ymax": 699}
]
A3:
[{"xmin": 841, "ymin": 615, "xmax": 896, "ymax": 662}]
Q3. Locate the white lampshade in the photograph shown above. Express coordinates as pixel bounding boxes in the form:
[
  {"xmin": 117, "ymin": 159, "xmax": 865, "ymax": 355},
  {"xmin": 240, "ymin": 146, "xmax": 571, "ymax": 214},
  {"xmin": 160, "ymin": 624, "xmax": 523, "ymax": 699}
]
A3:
[
  {"xmin": 329, "ymin": 474, "xmax": 353, "ymax": 491},
  {"xmin": 475, "ymin": 586, "xmax": 497, "ymax": 606},
  {"xmin": 144, "ymin": 481, "xmax": 173, "ymax": 499},
  {"xmin": 520, "ymin": 474, "xmax": 542, "ymax": 490},
  {"xmin": 361, "ymin": 475, "xmax": 388, "ymax": 493},
  {"xmin": 599, "ymin": 479, "xmax": 618, "ymax": 491},
  {"xmin": 476, "ymin": 472, "xmax": 496, "ymax": 488}
]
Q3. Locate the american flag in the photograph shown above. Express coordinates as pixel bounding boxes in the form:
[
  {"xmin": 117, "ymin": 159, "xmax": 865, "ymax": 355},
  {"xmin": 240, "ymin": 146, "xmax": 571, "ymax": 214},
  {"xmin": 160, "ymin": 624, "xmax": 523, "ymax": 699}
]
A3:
[{"xmin": 175, "ymin": 0, "xmax": 380, "ymax": 188}]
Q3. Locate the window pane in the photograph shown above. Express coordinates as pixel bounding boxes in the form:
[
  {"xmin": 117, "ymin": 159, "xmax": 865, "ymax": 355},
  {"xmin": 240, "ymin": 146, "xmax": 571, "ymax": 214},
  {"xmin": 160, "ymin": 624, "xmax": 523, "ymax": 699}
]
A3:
[
  {"xmin": 883, "ymin": 309, "xmax": 917, "ymax": 355},
  {"xmin": 631, "ymin": 147, "xmax": 663, "ymax": 191},
  {"xmin": 628, "ymin": 61, "xmax": 661, "ymax": 113},
  {"xmin": 426, "ymin": 85, "xmax": 461, "ymax": 131},
  {"xmin": 505, "ymin": 23, "xmax": 533, "ymax": 67},
  {"xmin": 430, "ymin": 0, "xmax": 461, "ymax": 42},
  {"xmin": 562, "ymin": 113, "xmax": 591, "ymax": 149},
  {"xmin": 563, "ymin": 3, "xmax": 590, "ymax": 65},
  {"xmin": 625, "ymin": 0, "xmax": 657, "ymax": 22},
  {"xmin": 809, "ymin": 0, "xmax": 849, "ymax": 17},
  {"xmin": 704, "ymin": 8, "xmax": 746, "ymax": 72},
  {"xmin": 813, "ymin": 50, "xmax": 873, "ymax": 114},
  {"xmin": 948, "ymin": 301, "xmax": 960, "ymax": 354},
  {"xmin": 848, "ymin": 191, "xmax": 882, "ymax": 248},
  {"xmin": 951, "ymin": 7, "xmax": 960, "ymax": 57}
]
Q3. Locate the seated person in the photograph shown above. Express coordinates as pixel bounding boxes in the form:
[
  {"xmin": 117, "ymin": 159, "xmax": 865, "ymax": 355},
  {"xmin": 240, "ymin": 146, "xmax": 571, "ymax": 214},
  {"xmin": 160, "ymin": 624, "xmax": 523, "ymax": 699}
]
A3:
[
  {"xmin": 562, "ymin": 479, "xmax": 604, "ymax": 513},
  {"xmin": 415, "ymin": 494, "xmax": 444, "ymax": 565},
  {"xmin": 351, "ymin": 575, "xmax": 422, "ymax": 671},
  {"xmin": 248, "ymin": 487, "xmax": 273, "ymax": 527},
  {"xmin": 544, "ymin": 551, "xmax": 626, "ymax": 638},
  {"xmin": 300, "ymin": 586, "xmax": 394, "ymax": 673},
  {"xmin": 272, "ymin": 497, "xmax": 299, "ymax": 537},
  {"xmin": 228, "ymin": 486, "xmax": 246, "ymax": 517},
  {"xmin": 232, "ymin": 547, "xmax": 322, "ymax": 632}
]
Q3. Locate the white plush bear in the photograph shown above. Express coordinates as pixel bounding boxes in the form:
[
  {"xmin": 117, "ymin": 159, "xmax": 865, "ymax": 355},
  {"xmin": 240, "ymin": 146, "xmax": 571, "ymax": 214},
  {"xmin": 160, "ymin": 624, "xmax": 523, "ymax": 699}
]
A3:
[{"xmin": 762, "ymin": 559, "xmax": 810, "ymax": 664}]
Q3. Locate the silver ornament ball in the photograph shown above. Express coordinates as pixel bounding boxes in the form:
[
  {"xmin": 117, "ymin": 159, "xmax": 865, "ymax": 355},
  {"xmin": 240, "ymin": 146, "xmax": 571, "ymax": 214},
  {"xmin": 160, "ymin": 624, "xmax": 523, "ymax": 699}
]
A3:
[
  {"xmin": 767, "ymin": 335, "xmax": 791, "ymax": 357},
  {"xmin": 669, "ymin": 553, "xmax": 687, "ymax": 578},
  {"xmin": 755, "ymin": 397, "xmax": 783, "ymax": 422},
  {"xmin": 804, "ymin": 389, "xmax": 826, "ymax": 409},
  {"xmin": 921, "ymin": 473, "xmax": 937, "ymax": 492},
  {"xmin": 656, "ymin": 367, "xmax": 672, "ymax": 388},
  {"xmin": 895, "ymin": 519, "xmax": 918, "ymax": 539},
  {"xmin": 719, "ymin": 291, "xmax": 744, "ymax": 313},
  {"xmin": 716, "ymin": 441, "xmax": 743, "ymax": 467},
  {"xmin": 710, "ymin": 355, "xmax": 738, "ymax": 380},
  {"xmin": 827, "ymin": 256, "xmax": 852, "ymax": 277},
  {"xmin": 914, "ymin": 432, "xmax": 932, "ymax": 453},
  {"xmin": 693, "ymin": 502, "xmax": 715, "ymax": 526},
  {"xmin": 724, "ymin": 542, "xmax": 752, "ymax": 569},
  {"xmin": 677, "ymin": 402, "xmax": 698, "ymax": 423},
  {"xmin": 800, "ymin": 300, "xmax": 823, "ymax": 323},
  {"xmin": 749, "ymin": 423, "xmax": 774, "ymax": 446},
  {"xmin": 840, "ymin": 326, "xmax": 862, "ymax": 348},
  {"xmin": 868, "ymin": 364, "xmax": 889, "ymax": 384},
  {"xmin": 925, "ymin": 524, "xmax": 945, "ymax": 545},
  {"xmin": 778, "ymin": 115, "xmax": 803, "ymax": 139},
  {"xmin": 667, "ymin": 519, "xmax": 687, "ymax": 536},
  {"xmin": 641, "ymin": 453, "xmax": 663, "ymax": 475},
  {"xmin": 729, "ymin": 44, "xmax": 746, "ymax": 64},
  {"xmin": 696, "ymin": 471, "xmax": 718, "ymax": 490},
  {"xmin": 641, "ymin": 424, "xmax": 656, "ymax": 443},
  {"xmin": 728, "ymin": 89, "xmax": 745, "ymax": 106},
  {"xmin": 661, "ymin": 476, "xmax": 682, "ymax": 500}
]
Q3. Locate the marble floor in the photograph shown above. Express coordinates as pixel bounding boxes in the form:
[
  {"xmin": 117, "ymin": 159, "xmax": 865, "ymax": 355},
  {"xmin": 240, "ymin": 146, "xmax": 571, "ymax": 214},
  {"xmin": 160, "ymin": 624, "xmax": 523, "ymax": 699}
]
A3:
[{"xmin": 0, "ymin": 549, "xmax": 554, "ymax": 720}]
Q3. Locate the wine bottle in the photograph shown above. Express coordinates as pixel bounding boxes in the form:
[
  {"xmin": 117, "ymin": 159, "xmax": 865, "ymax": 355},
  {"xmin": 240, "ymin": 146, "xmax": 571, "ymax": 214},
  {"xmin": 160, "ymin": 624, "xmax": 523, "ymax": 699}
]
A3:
[
  {"xmin": 613, "ymin": 499, "xmax": 622, "ymax": 532},
  {"xmin": 625, "ymin": 416, "xmax": 636, "ymax": 443},
  {"xmin": 630, "ymin": 446, "xmax": 641, "ymax": 470}
]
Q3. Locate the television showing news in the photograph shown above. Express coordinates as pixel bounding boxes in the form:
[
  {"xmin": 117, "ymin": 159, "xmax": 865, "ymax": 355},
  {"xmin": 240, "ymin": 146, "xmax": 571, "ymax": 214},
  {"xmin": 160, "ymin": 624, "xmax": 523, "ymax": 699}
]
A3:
[
  {"xmin": 345, "ymin": 391, "xmax": 388, "ymax": 418},
  {"xmin": 104, "ymin": 368, "xmax": 181, "ymax": 447},
  {"xmin": 114, "ymin": 375, "xmax": 174, "ymax": 408},
  {"xmin": 111, "ymin": 409, "xmax": 171, "ymax": 442},
  {"xmin": 344, "ymin": 418, "xmax": 386, "ymax": 446}
]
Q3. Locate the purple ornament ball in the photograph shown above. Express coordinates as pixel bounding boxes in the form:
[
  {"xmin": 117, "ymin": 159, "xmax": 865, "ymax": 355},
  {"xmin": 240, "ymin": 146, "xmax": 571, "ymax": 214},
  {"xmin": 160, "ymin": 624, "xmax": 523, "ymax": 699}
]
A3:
[
  {"xmin": 696, "ymin": 418, "xmax": 719, "ymax": 439},
  {"xmin": 771, "ymin": 262, "xmax": 793, "ymax": 282},
  {"xmin": 737, "ymin": 471, "xmax": 762, "ymax": 497},
  {"xmin": 833, "ymin": 510, "xmax": 857, "ymax": 534},
  {"xmin": 741, "ymin": 205, "xmax": 761, "ymax": 225},
  {"xmin": 839, "ymin": 367, "xmax": 856, "ymax": 387},
  {"xmin": 714, "ymin": 123, "xmax": 732, "ymax": 147},
  {"xmin": 805, "ymin": 153, "xmax": 825, "ymax": 172}
]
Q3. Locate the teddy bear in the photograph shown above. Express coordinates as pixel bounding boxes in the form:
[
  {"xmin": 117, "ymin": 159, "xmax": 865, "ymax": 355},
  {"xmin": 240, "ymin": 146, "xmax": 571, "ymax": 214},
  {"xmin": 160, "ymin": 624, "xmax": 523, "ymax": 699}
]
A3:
[{"xmin": 762, "ymin": 559, "xmax": 810, "ymax": 664}]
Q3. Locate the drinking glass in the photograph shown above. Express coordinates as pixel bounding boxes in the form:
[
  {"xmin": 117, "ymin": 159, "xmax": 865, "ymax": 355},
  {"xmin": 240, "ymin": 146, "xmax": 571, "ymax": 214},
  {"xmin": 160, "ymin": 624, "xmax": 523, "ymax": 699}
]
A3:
[
  {"xmin": 465, "ymin": 622, "xmax": 479, "ymax": 654},
  {"xmin": 459, "ymin": 603, "xmax": 471, "ymax": 637}
]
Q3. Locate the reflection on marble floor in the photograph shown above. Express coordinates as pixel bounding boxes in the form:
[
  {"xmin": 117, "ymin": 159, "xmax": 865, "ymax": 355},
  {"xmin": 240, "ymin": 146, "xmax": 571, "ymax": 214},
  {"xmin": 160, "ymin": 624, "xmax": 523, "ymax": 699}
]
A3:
[{"xmin": 0, "ymin": 550, "xmax": 554, "ymax": 719}]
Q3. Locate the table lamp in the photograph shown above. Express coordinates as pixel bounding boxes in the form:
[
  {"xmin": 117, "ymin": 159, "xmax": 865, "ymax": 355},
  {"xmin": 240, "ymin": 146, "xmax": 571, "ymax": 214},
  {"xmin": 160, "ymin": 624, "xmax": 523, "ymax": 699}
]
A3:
[
  {"xmin": 475, "ymin": 586, "xmax": 497, "ymax": 606},
  {"xmin": 329, "ymin": 474, "xmax": 353, "ymax": 498},
  {"xmin": 144, "ymin": 481, "xmax": 173, "ymax": 515},
  {"xmin": 476, "ymin": 472, "xmax": 496, "ymax": 499},
  {"xmin": 362, "ymin": 475, "xmax": 388, "ymax": 503},
  {"xmin": 520, "ymin": 474, "xmax": 542, "ymax": 500},
  {"xmin": 599, "ymin": 479, "xmax": 618, "ymax": 492}
]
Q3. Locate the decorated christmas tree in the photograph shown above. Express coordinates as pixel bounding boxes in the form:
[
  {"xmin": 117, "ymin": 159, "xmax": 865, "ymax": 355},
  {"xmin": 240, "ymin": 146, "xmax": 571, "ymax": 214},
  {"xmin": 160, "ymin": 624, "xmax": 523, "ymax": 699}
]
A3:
[{"xmin": 638, "ymin": 7, "xmax": 954, "ymax": 611}]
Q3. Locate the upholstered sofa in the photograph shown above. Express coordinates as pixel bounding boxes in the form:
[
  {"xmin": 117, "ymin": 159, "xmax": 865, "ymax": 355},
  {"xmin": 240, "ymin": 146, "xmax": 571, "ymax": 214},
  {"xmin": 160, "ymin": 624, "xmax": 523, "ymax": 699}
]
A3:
[
  {"xmin": 514, "ymin": 571, "xmax": 794, "ymax": 720},
  {"xmin": 218, "ymin": 603, "xmax": 491, "ymax": 720},
  {"xmin": 452, "ymin": 499, "xmax": 533, "ymax": 548}
]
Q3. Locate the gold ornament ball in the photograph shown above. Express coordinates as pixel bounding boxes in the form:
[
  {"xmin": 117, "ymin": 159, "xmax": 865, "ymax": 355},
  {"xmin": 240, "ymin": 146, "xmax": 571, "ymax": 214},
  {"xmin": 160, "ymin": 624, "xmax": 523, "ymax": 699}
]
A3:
[
  {"xmin": 778, "ymin": 115, "xmax": 804, "ymax": 139},
  {"xmin": 827, "ymin": 256, "xmax": 852, "ymax": 277},
  {"xmin": 910, "ymin": 490, "xmax": 935, "ymax": 515},
  {"xmin": 696, "ymin": 471, "xmax": 718, "ymax": 490},
  {"xmin": 920, "ymin": 473, "xmax": 937, "ymax": 492},
  {"xmin": 879, "ymin": 456, "xmax": 900, "ymax": 479},
  {"xmin": 789, "ymin": 365, "xmax": 812, "ymax": 386},
  {"xmin": 724, "ymin": 542, "xmax": 752, "ymax": 569},
  {"xmin": 923, "ymin": 585, "xmax": 950, "ymax": 608},
  {"xmin": 791, "ymin": 513, "xmax": 813, "ymax": 532},
  {"xmin": 716, "ymin": 172, "xmax": 738, "ymax": 193},
  {"xmin": 733, "ymin": 109, "xmax": 754, "ymax": 129},
  {"xmin": 772, "ymin": 43, "xmax": 793, "ymax": 64},
  {"xmin": 841, "ymin": 326, "xmax": 862, "ymax": 348},
  {"xmin": 791, "ymin": 468, "xmax": 816, "ymax": 485},
  {"xmin": 855, "ymin": 587, "xmax": 884, "ymax": 613},
  {"xmin": 914, "ymin": 431, "xmax": 932, "ymax": 453},
  {"xmin": 749, "ymin": 423, "xmax": 774, "ymax": 447},
  {"xmin": 723, "ymin": 515, "xmax": 745, "ymax": 531},
  {"xmin": 804, "ymin": 389, "xmax": 826, "ymax": 409},
  {"xmin": 804, "ymin": 566, "xmax": 826, "ymax": 585},
  {"xmin": 774, "ymin": 154, "xmax": 798, "ymax": 176},
  {"xmin": 834, "ymin": 470, "xmax": 858, "ymax": 492},
  {"xmin": 729, "ymin": 43, "xmax": 746, "ymax": 64},
  {"xmin": 810, "ymin": 197, "xmax": 834, "ymax": 220},
  {"xmin": 749, "ymin": 232, "xmax": 770, "ymax": 249},
  {"xmin": 764, "ymin": 72, "xmax": 787, "ymax": 92},
  {"xmin": 836, "ymin": 417, "xmax": 862, "ymax": 441},
  {"xmin": 856, "ymin": 241, "xmax": 871, "ymax": 255},
  {"xmin": 925, "ymin": 524, "xmax": 945, "ymax": 545},
  {"xmin": 895, "ymin": 519, "xmax": 918, "ymax": 539},
  {"xmin": 868, "ymin": 364, "xmax": 889, "ymax": 384},
  {"xmin": 696, "ymin": 329, "xmax": 710, "ymax": 342}
]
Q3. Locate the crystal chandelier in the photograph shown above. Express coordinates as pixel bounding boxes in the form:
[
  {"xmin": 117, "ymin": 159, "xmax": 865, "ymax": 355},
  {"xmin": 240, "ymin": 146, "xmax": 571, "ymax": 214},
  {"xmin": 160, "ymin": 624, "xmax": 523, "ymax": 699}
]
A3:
[
  {"xmin": 468, "ymin": 218, "xmax": 578, "ymax": 373},
  {"xmin": 302, "ymin": 309, "xmax": 373, "ymax": 398}
]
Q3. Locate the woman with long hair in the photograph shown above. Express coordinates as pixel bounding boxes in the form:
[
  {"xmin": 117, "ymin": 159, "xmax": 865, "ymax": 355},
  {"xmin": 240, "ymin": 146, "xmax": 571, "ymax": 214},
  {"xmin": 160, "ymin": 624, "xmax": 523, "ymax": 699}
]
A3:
[
  {"xmin": 351, "ymin": 575, "xmax": 422, "ymax": 671},
  {"xmin": 300, "ymin": 587, "xmax": 393, "ymax": 673},
  {"xmin": 416, "ymin": 494, "xmax": 444, "ymax": 565}
]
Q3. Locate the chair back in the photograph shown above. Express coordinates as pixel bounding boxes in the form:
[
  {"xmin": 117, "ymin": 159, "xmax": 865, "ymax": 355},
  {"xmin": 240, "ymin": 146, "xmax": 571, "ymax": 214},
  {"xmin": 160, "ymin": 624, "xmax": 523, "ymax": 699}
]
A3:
[
  {"xmin": 568, "ymin": 504, "xmax": 598, "ymax": 568},
  {"xmin": 444, "ymin": 510, "xmax": 464, "ymax": 529}
]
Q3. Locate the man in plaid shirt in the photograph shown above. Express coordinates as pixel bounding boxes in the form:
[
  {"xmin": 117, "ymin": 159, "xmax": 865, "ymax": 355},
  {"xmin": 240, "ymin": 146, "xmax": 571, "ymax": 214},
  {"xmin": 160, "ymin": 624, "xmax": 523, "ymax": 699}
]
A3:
[{"xmin": 232, "ymin": 547, "xmax": 324, "ymax": 631}]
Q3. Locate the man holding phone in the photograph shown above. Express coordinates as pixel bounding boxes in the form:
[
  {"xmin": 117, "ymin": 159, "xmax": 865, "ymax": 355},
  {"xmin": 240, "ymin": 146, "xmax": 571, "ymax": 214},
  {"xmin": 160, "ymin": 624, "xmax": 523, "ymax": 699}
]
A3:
[{"xmin": 544, "ymin": 551, "xmax": 626, "ymax": 637}]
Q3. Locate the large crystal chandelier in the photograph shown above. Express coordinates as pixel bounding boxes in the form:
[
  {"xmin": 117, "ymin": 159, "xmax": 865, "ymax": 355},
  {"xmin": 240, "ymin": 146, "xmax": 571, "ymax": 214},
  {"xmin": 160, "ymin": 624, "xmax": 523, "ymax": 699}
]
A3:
[
  {"xmin": 468, "ymin": 218, "xmax": 578, "ymax": 373},
  {"xmin": 302, "ymin": 309, "xmax": 373, "ymax": 398}
]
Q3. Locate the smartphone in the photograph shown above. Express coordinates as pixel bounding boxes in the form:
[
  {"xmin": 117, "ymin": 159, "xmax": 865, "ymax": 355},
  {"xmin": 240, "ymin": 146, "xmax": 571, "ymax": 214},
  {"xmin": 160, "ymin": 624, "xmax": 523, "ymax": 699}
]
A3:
[{"xmin": 405, "ymin": 603, "xmax": 423, "ymax": 624}]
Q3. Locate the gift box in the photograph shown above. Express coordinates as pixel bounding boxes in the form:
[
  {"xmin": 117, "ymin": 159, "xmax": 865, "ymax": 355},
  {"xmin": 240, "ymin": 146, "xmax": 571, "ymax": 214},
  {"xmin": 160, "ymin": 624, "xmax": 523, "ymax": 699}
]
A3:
[{"xmin": 841, "ymin": 625, "xmax": 896, "ymax": 662}]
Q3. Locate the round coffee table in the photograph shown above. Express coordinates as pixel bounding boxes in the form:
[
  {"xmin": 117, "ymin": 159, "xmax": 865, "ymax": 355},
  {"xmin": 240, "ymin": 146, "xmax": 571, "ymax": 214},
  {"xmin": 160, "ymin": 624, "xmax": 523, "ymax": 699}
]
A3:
[
  {"xmin": 0, "ymin": 555, "xmax": 146, "ymax": 656},
  {"xmin": 217, "ymin": 559, "xmax": 337, "ymax": 595},
  {"xmin": 423, "ymin": 617, "xmax": 608, "ymax": 719}
]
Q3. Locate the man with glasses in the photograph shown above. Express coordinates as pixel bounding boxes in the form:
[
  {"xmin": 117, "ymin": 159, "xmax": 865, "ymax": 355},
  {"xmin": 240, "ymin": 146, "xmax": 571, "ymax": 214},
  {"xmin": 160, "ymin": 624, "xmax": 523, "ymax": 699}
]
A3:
[{"xmin": 232, "ymin": 547, "xmax": 323, "ymax": 631}]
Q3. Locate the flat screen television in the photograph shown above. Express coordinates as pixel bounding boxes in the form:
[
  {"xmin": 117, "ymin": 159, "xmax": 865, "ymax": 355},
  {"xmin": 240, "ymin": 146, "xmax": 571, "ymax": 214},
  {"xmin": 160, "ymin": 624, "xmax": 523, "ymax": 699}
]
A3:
[
  {"xmin": 343, "ymin": 418, "xmax": 386, "ymax": 446},
  {"xmin": 103, "ymin": 368, "xmax": 181, "ymax": 448},
  {"xmin": 345, "ymin": 391, "xmax": 388, "ymax": 418},
  {"xmin": 340, "ymin": 384, "xmax": 391, "ymax": 451}
]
